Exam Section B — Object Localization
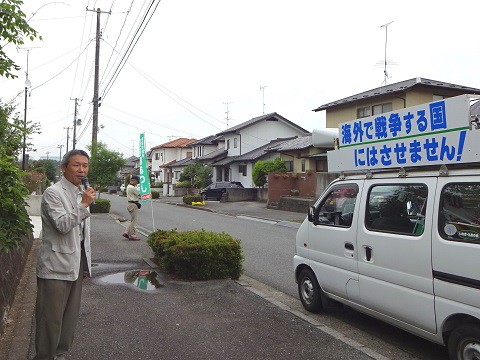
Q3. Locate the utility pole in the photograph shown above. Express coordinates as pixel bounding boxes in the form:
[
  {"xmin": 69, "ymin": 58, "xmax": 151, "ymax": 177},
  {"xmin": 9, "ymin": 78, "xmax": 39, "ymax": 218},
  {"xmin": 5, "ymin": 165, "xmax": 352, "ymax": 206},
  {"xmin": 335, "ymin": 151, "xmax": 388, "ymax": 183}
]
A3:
[
  {"xmin": 70, "ymin": 98, "xmax": 80, "ymax": 149},
  {"xmin": 57, "ymin": 144, "xmax": 64, "ymax": 178},
  {"xmin": 22, "ymin": 50, "xmax": 32, "ymax": 170},
  {"xmin": 223, "ymin": 102, "xmax": 232, "ymax": 129},
  {"xmin": 260, "ymin": 85, "xmax": 267, "ymax": 114},
  {"xmin": 46, "ymin": 151, "xmax": 50, "ymax": 160},
  {"xmin": 86, "ymin": 7, "xmax": 110, "ymax": 151},
  {"xmin": 64, "ymin": 127, "xmax": 71, "ymax": 153}
]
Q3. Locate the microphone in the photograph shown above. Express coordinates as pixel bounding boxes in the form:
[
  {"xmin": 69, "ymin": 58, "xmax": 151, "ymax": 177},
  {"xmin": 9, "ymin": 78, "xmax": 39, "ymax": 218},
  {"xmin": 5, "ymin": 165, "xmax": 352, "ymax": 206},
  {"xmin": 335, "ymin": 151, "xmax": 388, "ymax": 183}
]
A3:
[
  {"xmin": 81, "ymin": 177, "xmax": 91, "ymax": 188},
  {"xmin": 81, "ymin": 177, "xmax": 95, "ymax": 205}
]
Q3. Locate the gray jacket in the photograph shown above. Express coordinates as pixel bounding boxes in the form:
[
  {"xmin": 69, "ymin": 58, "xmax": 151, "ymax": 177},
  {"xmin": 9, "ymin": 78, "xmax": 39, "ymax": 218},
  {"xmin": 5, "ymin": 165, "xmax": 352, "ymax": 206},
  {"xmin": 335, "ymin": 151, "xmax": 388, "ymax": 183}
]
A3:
[{"xmin": 37, "ymin": 177, "xmax": 92, "ymax": 281}]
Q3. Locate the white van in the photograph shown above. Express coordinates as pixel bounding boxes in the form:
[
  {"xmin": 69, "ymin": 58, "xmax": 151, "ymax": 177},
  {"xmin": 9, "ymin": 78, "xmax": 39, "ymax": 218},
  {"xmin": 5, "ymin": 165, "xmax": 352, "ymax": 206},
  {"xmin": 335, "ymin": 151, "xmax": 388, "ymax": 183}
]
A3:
[{"xmin": 294, "ymin": 95, "xmax": 480, "ymax": 360}]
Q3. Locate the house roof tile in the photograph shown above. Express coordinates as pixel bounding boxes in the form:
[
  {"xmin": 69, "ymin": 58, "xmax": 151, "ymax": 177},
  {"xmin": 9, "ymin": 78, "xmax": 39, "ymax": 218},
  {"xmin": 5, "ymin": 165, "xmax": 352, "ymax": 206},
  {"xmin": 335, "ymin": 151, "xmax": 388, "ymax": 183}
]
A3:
[
  {"xmin": 314, "ymin": 77, "xmax": 480, "ymax": 112},
  {"xmin": 150, "ymin": 138, "xmax": 197, "ymax": 150},
  {"xmin": 215, "ymin": 113, "xmax": 309, "ymax": 136},
  {"xmin": 189, "ymin": 135, "xmax": 223, "ymax": 146},
  {"xmin": 168, "ymin": 157, "xmax": 194, "ymax": 168}
]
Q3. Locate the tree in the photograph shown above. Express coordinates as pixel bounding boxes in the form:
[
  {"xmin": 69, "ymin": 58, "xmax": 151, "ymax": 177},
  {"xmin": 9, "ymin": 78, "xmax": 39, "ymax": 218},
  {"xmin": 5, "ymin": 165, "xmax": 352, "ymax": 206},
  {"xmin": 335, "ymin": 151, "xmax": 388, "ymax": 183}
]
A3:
[
  {"xmin": 180, "ymin": 161, "xmax": 213, "ymax": 189},
  {"xmin": 31, "ymin": 159, "xmax": 57, "ymax": 183},
  {"xmin": 252, "ymin": 157, "xmax": 287, "ymax": 187},
  {"xmin": 0, "ymin": 0, "xmax": 41, "ymax": 78},
  {"xmin": 87, "ymin": 142, "xmax": 125, "ymax": 198},
  {"xmin": 0, "ymin": 99, "xmax": 34, "ymax": 250}
]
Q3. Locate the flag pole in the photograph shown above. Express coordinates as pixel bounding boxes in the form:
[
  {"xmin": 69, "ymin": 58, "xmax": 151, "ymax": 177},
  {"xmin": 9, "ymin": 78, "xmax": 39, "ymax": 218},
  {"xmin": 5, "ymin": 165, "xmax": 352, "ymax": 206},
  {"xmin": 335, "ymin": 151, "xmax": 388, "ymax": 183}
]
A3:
[{"xmin": 139, "ymin": 133, "xmax": 155, "ymax": 232}]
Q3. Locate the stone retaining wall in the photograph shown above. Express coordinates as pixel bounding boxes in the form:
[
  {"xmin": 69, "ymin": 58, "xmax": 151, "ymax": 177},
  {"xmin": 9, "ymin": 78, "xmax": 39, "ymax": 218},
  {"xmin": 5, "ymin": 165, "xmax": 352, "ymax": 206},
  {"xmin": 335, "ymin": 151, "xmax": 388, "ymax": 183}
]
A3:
[{"xmin": 0, "ymin": 233, "xmax": 34, "ymax": 335}]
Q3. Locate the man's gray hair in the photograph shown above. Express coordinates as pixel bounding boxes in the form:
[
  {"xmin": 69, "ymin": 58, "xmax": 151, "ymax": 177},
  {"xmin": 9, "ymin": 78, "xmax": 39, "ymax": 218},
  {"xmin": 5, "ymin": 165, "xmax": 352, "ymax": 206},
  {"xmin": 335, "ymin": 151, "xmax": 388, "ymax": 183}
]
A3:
[{"xmin": 61, "ymin": 149, "xmax": 90, "ymax": 166}]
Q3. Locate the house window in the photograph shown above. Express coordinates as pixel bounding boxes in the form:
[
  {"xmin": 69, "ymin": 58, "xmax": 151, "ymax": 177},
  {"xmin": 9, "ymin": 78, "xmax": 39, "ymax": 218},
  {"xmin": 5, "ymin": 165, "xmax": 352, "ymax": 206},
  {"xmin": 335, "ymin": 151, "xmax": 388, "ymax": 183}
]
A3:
[
  {"xmin": 234, "ymin": 138, "xmax": 238, "ymax": 148},
  {"xmin": 301, "ymin": 159, "xmax": 306, "ymax": 172},
  {"xmin": 373, "ymin": 102, "xmax": 392, "ymax": 115},
  {"xmin": 239, "ymin": 164, "xmax": 247, "ymax": 176},
  {"xmin": 155, "ymin": 153, "xmax": 160, "ymax": 160},
  {"xmin": 174, "ymin": 171, "xmax": 179, "ymax": 180},
  {"xmin": 284, "ymin": 161, "xmax": 293, "ymax": 172},
  {"xmin": 186, "ymin": 151, "xmax": 192, "ymax": 157},
  {"xmin": 357, "ymin": 106, "xmax": 371, "ymax": 119},
  {"xmin": 227, "ymin": 139, "xmax": 230, "ymax": 150}
]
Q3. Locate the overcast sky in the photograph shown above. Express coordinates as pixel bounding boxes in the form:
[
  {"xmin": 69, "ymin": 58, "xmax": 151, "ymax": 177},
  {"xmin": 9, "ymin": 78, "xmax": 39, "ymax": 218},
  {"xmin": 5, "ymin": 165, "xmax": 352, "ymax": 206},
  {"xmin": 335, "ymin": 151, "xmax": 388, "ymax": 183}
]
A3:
[{"xmin": 2, "ymin": 0, "xmax": 480, "ymax": 160}]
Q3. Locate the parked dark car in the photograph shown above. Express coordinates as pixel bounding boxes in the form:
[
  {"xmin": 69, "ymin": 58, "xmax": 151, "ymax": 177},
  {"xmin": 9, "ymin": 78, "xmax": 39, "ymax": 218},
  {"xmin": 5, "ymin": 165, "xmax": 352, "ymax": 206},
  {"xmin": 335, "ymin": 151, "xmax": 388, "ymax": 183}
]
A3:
[{"xmin": 200, "ymin": 182, "xmax": 244, "ymax": 200}]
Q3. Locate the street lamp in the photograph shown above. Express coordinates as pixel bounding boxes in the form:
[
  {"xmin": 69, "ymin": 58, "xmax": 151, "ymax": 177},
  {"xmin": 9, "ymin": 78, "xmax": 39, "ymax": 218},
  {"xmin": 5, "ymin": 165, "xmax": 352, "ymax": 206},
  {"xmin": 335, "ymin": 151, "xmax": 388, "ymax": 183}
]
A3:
[{"xmin": 22, "ymin": 77, "xmax": 31, "ymax": 171}]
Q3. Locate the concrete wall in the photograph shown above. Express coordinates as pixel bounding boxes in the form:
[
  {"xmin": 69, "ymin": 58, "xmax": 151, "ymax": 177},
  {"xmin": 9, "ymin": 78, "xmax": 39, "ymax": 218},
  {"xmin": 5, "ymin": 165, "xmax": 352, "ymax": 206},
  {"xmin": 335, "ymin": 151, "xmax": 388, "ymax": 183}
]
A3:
[
  {"xmin": 315, "ymin": 173, "xmax": 339, "ymax": 198},
  {"xmin": 221, "ymin": 188, "xmax": 257, "ymax": 202},
  {"xmin": 26, "ymin": 195, "xmax": 42, "ymax": 216}
]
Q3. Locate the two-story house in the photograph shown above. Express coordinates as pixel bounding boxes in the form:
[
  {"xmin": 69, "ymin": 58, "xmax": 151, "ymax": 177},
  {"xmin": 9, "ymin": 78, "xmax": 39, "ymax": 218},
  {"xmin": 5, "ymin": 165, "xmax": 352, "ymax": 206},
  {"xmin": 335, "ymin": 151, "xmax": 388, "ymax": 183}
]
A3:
[
  {"xmin": 150, "ymin": 138, "xmax": 197, "ymax": 186},
  {"xmin": 314, "ymin": 77, "xmax": 480, "ymax": 127},
  {"xmin": 211, "ymin": 112, "xmax": 310, "ymax": 187}
]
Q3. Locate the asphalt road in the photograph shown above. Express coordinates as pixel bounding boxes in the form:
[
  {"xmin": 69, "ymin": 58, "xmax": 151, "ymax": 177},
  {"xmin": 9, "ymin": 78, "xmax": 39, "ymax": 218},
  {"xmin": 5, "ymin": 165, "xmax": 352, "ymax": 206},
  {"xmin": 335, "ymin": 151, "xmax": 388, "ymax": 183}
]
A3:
[
  {"xmin": 103, "ymin": 193, "xmax": 299, "ymax": 297},
  {"xmin": 102, "ymin": 194, "xmax": 451, "ymax": 359}
]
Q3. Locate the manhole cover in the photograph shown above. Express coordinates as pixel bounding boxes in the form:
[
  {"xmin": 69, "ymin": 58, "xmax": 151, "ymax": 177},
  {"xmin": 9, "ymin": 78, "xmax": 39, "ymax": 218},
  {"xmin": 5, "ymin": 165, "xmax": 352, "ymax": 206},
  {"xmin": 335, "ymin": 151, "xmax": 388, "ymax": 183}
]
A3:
[{"xmin": 98, "ymin": 270, "xmax": 165, "ymax": 291}]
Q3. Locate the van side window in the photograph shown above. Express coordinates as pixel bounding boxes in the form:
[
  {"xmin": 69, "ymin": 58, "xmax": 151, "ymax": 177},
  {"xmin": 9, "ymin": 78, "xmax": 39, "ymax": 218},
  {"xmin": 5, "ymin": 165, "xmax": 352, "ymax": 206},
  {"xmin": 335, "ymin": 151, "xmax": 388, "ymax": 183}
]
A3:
[
  {"xmin": 314, "ymin": 184, "xmax": 358, "ymax": 227},
  {"xmin": 439, "ymin": 183, "xmax": 480, "ymax": 243},
  {"xmin": 366, "ymin": 184, "xmax": 428, "ymax": 235}
]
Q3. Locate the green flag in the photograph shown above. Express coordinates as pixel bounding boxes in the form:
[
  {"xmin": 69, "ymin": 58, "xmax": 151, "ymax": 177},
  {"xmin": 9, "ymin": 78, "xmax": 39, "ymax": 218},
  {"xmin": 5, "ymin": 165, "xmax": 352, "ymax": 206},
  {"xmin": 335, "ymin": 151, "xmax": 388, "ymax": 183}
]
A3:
[{"xmin": 139, "ymin": 133, "xmax": 152, "ymax": 202}]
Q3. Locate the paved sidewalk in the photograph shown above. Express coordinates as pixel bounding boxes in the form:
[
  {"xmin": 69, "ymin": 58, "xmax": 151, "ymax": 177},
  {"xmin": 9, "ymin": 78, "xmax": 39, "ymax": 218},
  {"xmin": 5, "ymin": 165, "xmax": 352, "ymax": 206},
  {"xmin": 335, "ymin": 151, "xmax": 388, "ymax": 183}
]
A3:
[{"xmin": 0, "ymin": 201, "xmax": 383, "ymax": 360}]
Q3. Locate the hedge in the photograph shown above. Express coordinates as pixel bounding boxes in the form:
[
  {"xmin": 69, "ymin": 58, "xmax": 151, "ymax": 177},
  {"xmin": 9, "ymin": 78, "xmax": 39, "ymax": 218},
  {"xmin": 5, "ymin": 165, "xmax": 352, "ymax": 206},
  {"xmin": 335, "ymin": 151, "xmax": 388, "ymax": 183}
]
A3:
[
  {"xmin": 89, "ymin": 198, "xmax": 111, "ymax": 213},
  {"xmin": 151, "ymin": 190, "xmax": 160, "ymax": 199},
  {"xmin": 147, "ymin": 228, "xmax": 243, "ymax": 280},
  {"xmin": 183, "ymin": 194, "xmax": 203, "ymax": 205}
]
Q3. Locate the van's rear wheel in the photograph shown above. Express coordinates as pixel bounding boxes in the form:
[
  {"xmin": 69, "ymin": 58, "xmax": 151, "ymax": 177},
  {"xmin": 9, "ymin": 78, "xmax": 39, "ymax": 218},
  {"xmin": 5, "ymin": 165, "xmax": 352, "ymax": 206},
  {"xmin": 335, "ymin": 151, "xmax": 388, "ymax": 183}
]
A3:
[
  {"xmin": 448, "ymin": 323, "xmax": 480, "ymax": 360},
  {"xmin": 298, "ymin": 268, "xmax": 323, "ymax": 313}
]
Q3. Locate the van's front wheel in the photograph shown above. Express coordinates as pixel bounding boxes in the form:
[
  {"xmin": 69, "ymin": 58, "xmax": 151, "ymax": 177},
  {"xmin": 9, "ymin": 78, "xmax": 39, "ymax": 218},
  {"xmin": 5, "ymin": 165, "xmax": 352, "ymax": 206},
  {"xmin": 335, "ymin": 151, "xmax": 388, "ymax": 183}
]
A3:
[
  {"xmin": 448, "ymin": 323, "xmax": 480, "ymax": 360},
  {"xmin": 298, "ymin": 268, "xmax": 323, "ymax": 313}
]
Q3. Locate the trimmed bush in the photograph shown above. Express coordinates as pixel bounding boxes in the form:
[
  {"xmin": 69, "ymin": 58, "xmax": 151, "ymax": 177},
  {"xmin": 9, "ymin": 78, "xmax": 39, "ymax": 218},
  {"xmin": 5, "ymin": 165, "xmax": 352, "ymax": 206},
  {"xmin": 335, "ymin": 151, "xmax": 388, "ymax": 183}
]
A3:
[
  {"xmin": 99, "ymin": 187, "xmax": 108, "ymax": 193},
  {"xmin": 147, "ymin": 228, "xmax": 243, "ymax": 280},
  {"xmin": 89, "ymin": 198, "xmax": 111, "ymax": 213},
  {"xmin": 175, "ymin": 180, "xmax": 191, "ymax": 188},
  {"xmin": 109, "ymin": 189, "xmax": 117, "ymax": 194},
  {"xmin": 151, "ymin": 190, "xmax": 160, "ymax": 199},
  {"xmin": 183, "ymin": 194, "xmax": 203, "ymax": 205}
]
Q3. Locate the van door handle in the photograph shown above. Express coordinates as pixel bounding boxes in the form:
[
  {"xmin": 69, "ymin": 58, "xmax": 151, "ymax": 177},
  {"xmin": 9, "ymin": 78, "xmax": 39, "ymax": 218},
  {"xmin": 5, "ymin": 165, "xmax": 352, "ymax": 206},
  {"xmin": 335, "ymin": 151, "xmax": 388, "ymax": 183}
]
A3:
[
  {"xmin": 365, "ymin": 246, "xmax": 373, "ymax": 262},
  {"xmin": 345, "ymin": 242, "xmax": 354, "ymax": 251}
]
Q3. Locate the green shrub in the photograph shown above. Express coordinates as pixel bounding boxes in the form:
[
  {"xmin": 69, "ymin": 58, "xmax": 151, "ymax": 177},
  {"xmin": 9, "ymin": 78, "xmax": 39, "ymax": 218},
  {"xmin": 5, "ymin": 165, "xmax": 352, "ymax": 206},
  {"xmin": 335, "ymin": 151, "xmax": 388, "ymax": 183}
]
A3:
[
  {"xmin": 89, "ymin": 198, "xmax": 111, "ymax": 213},
  {"xmin": 154, "ymin": 182, "xmax": 164, "ymax": 187},
  {"xmin": 0, "ymin": 155, "xmax": 32, "ymax": 251},
  {"xmin": 146, "ymin": 228, "xmax": 179, "ymax": 258},
  {"xmin": 151, "ymin": 190, "xmax": 160, "ymax": 199},
  {"xmin": 147, "ymin": 229, "xmax": 243, "ymax": 280},
  {"xmin": 109, "ymin": 189, "xmax": 117, "ymax": 194},
  {"xmin": 99, "ymin": 187, "xmax": 108, "ymax": 193},
  {"xmin": 175, "ymin": 180, "xmax": 191, "ymax": 188},
  {"xmin": 182, "ymin": 194, "xmax": 203, "ymax": 205}
]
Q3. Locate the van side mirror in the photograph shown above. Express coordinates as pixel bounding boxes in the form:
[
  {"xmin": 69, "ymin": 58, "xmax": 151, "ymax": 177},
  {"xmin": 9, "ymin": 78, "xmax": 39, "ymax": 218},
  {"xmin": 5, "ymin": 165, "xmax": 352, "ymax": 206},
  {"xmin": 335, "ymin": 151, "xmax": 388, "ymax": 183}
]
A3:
[{"xmin": 308, "ymin": 206, "xmax": 315, "ymax": 223}]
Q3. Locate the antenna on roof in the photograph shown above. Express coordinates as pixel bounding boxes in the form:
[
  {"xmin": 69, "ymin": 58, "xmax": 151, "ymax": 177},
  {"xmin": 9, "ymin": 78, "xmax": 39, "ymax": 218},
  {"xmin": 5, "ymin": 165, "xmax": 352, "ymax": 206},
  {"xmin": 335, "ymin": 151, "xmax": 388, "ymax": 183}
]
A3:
[
  {"xmin": 380, "ymin": 21, "xmax": 394, "ymax": 85},
  {"xmin": 223, "ymin": 101, "xmax": 232, "ymax": 129},
  {"xmin": 260, "ymin": 85, "xmax": 267, "ymax": 114}
]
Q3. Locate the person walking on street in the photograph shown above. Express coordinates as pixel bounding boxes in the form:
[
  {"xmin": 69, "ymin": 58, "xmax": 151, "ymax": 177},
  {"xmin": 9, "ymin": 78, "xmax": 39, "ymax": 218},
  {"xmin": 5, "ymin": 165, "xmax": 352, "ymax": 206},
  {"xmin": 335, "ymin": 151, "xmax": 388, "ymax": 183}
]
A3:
[
  {"xmin": 123, "ymin": 175, "xmax": 141, "ymax": 241},
  {"xmin": 33, "ymin": 149, "xmax": 96, "ymax": 360}
]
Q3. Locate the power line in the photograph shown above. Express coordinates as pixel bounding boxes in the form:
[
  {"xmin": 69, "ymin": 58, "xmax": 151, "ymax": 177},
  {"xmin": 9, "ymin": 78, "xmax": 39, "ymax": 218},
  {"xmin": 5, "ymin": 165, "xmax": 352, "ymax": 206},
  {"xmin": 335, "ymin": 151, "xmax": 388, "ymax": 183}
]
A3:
[
  {"xmin": 30, "ymin": 40, "xmax": 93, "ymax": 91},
  {"xmin": 101, "ymin": 0, "xmax": 160, "ymax": 101}
]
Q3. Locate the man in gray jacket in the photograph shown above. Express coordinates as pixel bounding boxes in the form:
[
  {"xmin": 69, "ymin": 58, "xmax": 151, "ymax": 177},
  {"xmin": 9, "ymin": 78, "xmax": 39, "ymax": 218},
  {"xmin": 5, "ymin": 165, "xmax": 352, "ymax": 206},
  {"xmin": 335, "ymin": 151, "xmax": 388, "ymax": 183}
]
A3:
[{"xmin": 33, "ymin": 149, "xmax": 96, "ymax": 360}]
